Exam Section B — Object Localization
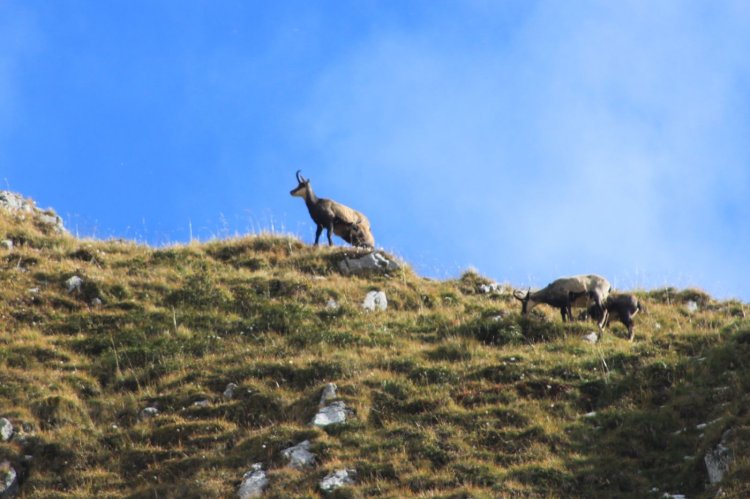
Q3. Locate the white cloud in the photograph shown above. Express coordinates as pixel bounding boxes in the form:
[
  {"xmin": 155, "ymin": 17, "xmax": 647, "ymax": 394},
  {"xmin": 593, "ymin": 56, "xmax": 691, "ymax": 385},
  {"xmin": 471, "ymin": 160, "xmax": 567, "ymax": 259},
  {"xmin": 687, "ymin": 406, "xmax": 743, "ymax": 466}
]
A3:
[{"xmin": 295, "ymin": 2, "xmax": 750, "ymax": 298}]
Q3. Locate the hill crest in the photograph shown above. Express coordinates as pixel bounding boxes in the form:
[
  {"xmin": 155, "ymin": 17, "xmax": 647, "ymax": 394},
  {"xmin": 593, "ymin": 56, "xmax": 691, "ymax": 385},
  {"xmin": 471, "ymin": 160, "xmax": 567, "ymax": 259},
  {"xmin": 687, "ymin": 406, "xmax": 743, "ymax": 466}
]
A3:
[{"xmin": 1, "ymin": 192, "xmax": 749, "ymax": 498}]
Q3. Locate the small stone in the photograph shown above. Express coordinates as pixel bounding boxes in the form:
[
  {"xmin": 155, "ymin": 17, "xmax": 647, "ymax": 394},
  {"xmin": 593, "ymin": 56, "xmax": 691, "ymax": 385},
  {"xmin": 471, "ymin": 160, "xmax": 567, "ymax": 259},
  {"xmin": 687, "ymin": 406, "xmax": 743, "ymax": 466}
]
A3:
[
  {"xmin": 320, "ymin": 468, "xmax": 357, "ymax": 492},
  {"xmin": 140, "ymin": 407, "xmax": 159, "ymax": 419},
  {"xmin": 362, "ymin": 290, "xmax": 387, "ymax": 311},
  {"xmin": 0, "ymin": 419, "xmax": 13, "ymax": 442},
  {"xmin": 0, "ymin": 240, "xmax": 12, "ymax": 251},
  {"xmin": 313, "ymin": 401, "xmax": 349, "ymax": 427},
  {"xmin": 192, "ymin": 400, "xmax": 210, "ymax": 408},
  {"xmin": 583, "ymin": 332, "xmax": 599, "ymax": 344},
  {"xmin": 325, "ymin": 298, "xmax": 339, "ymax": 310},
  {"xmin": 319, "ymin": 383, "xmax": 338, "ymax": 407},
  {"xmin": 223, "ymin": 383, "xmax": 238, "ymax": 399},
  {"xmin": 66, "ymin": 276, "xmax": 83, "ymax": 293},
  {"xmin": 685, "ymin": 301, "xmax": 699, "ymax": 314},
  {"xmin": 0, "ymin": 460, "xmax": 18, "ymax": 498},
  {"xmin": 237, "ymin": 463, "xmax": 268, "ymax": 498},
  {"xmin": 91, "ymin": 297, "xmax": 103, "ymax": 307},
  {"xmin": 705, "ymin": 429, "xmax": 734, "ymax": 484},
  {"xmin": 282, "ymin": 440, "xmax": 316, "ymax": 470}
]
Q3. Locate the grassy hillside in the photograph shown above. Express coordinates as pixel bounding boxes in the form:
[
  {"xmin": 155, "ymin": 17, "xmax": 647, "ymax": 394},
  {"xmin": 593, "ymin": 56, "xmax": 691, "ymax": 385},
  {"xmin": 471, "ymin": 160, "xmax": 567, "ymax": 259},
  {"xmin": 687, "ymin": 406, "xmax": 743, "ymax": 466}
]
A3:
[{"xmin": 1, "ymin": 200, "xmax": 750, "ymax": 498}]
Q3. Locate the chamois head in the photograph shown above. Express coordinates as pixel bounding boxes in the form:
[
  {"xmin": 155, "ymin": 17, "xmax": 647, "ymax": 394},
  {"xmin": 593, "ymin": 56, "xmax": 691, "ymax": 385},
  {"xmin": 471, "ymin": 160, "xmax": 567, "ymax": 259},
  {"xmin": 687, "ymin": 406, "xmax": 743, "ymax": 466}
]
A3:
[
  {"xmin": 290, "ymin": 170, "xmax": 310, "ymax": 198},
  {"xmin": 513, "ymin": 289, "xmax": 533, "ymax": 314}
]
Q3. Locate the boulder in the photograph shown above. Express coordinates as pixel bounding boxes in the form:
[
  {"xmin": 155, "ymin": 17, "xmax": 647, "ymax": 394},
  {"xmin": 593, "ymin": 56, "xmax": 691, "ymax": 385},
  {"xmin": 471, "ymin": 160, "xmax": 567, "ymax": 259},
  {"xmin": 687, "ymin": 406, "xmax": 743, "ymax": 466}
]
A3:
[
  {"xmin": 362, "ymin": 291, "xmax": 387, "ymax": 312},
  {"xmin": 338, "ymin": 252, "xmax": 400, "ymax": 276},
  {"xmin": 237, "ymin": 463, "xmax": 268, "ymax": 498},
  {"xmin": 319, "ymin": 468, "xmax": 356, "ymax": 492},
  {"xmin": 281, "ymin": 440, "xmax": 316, "ymax": 470}
]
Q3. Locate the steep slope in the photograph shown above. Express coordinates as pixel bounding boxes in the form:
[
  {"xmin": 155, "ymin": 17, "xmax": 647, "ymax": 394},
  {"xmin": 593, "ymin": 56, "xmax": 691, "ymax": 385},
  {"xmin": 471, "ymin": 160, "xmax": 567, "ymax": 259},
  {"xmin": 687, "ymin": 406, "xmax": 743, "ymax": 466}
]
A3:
[{"xmin": 1, "ymin": 194, "xmax": 749, "ymax": 498}]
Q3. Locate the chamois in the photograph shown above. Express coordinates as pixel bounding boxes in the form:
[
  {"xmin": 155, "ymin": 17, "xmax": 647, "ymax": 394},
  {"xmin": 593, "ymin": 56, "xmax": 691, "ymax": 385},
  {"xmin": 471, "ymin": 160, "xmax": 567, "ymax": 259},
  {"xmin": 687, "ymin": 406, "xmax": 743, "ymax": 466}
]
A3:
[
  {"xmin": 513, "ymin": 274, "xmax": 611, "ymax": 328},
  {"xmin": 588, "ymin": 293, "xmax": 642, "ymax": 341},
  {"xmin": 290, "ymin": 170, "xmax": 375, "ymax": 249}
]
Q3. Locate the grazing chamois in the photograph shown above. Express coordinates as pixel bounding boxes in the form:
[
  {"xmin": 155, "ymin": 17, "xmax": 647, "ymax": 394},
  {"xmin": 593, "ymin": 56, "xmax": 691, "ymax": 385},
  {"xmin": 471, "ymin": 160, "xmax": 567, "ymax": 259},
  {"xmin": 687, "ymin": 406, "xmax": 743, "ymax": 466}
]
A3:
[
  {"xmin": 513, "ymin": 274, "xmax": 611, "ymax": 328},
  {"xmin": 290, "ymin": 170, "xmax": 375, "ymax": 249},
  {"xmin": 588, "ymin": 293, "xmax": 642, "ymax": 341}
]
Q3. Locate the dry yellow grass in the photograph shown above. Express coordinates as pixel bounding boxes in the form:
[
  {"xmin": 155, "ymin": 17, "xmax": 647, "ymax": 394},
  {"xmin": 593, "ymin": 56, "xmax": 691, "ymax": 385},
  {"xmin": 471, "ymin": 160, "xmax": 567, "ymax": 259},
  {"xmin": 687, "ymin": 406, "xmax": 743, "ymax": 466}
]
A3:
[{"xmin": 1, "ymin": 207, "xmax": 750, "ymax": 497}]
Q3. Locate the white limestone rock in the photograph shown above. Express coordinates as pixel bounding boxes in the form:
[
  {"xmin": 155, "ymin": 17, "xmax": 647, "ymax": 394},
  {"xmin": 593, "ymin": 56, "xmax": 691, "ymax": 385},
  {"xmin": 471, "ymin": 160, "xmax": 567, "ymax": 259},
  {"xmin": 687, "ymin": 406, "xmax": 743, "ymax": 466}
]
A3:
[
  {"xmin": 319, "ymin": 383, "xmax": 338, "ymax": 407},
  {"xmin": 583, "ymin": 332, "xmax": 599, "ymax": 344},
  {"xmin": 237, "ymin": 463, "xmax": 268, "ymax": 498},
  {"xmin": 282, "ymin": 440, "xmax": 316, "ymax": 470},
  {"xmin": 320, "ymin": 468, "xmax": 356, "ymax": 492},
  {"xmin": 66, "ymin": 276, "xmax": 83, "ymax": 294},
  {"xmin": 338, "ymin": 252, "xmax": 400, "ymax": 276},
  {"xmin": 705, "ymin": 429, "xmax": 734, "ymax": 484},
  {"xmin": 0, "ymin": 419, "xmax": 13, "ymax": 442},
  {"xmin": 0, "ymin": 460, "xmax": 18, "ymax": 498},
  {"xmin": 313, "ymin": 401, "xmax": 349, "ymax": 427},
  {"xmin": 362, "ymin": 291, "xmax": 387, "ymax": 312},
  {"xmin": 224, "ymin": 383, "xmax": 238, "ymax": 399}
]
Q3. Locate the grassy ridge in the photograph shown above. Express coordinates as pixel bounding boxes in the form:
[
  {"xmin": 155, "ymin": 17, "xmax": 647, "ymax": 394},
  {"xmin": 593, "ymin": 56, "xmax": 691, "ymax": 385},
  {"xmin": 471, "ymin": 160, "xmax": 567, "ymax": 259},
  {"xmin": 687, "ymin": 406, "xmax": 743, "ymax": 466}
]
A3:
[{"xmin": 1, "ymin": 207, "xmax": 750, "ymax": 498}]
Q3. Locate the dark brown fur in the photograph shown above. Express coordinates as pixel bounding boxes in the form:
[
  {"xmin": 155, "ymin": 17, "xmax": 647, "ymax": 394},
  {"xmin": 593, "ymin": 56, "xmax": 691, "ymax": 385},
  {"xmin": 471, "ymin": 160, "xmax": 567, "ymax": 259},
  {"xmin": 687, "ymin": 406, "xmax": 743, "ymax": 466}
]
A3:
[{"xmin": 589, "ymin": 293, "xmax": 641, "ymax": 341}]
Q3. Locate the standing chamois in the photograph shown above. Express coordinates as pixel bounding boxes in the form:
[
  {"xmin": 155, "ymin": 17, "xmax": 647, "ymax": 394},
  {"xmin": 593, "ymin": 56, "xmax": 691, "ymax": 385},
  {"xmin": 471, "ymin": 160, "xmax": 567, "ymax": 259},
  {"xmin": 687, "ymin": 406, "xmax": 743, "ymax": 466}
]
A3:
[
  {"xmin": 513, "ymin": 274, "xmax": 611, "ymax": 329},
  {"xmin": 290, "ymin": 170, "xmax": 375, "ymax": 249},
  {"xmin": 588, "ymin": 293, "xmax": 642, "ymax": 341}
]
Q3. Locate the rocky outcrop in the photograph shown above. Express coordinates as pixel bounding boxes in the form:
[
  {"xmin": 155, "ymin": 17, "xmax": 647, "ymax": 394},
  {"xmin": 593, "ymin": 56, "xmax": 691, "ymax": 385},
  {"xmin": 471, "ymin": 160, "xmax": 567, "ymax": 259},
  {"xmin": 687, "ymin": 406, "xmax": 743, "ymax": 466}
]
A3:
[{"xmin": 0, "ymin": 191, "xmax": 65, "ymax": 234}]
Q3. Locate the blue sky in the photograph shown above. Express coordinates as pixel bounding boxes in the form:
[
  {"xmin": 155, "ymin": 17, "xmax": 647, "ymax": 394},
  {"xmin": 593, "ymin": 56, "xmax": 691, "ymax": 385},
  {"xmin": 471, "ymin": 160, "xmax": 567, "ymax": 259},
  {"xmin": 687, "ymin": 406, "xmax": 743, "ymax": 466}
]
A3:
[{"xmin": 2, "ymin": 1, "xmax": 750, "ymax": 300}]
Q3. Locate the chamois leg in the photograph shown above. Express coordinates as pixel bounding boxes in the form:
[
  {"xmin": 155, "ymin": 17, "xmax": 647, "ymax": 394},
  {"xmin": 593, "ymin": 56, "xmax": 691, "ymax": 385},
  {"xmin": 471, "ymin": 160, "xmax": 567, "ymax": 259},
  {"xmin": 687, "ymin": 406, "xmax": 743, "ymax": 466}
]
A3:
[
  {"xmin": 592, "ymin": 297, "xmax": 608, "ymax": 330},
  {"xmin": 314, "ymin": 225, "xmax": 323, "ymax": 246},
  {"xmin": 326, "ymin": 222, "xmax": 334, "ymax": 246},
  {"xmin": 624, "ymin": 315, "xmax": 635, "ymax": 341}
]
